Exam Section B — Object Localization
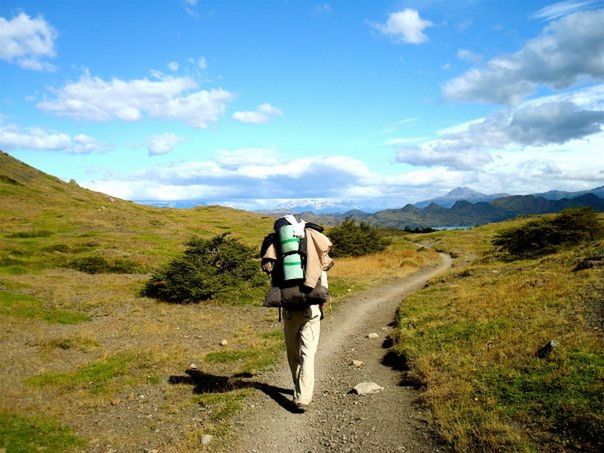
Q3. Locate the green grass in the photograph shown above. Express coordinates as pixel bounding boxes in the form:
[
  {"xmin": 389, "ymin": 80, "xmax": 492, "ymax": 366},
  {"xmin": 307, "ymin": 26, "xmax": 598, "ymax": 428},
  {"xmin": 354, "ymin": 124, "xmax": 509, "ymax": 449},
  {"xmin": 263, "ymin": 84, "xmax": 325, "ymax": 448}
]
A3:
[
  {"xmin": 66, "ymin": 255, "xmax": 143, "ymax": 274},
  {"xmin": 205, "ymin": 343, "xmax": 283, "ymax": 373},
  {"xmin": 0, "ymin": 412, "xmax": 84, "ymax": 452},
  {"xmin": 26, "ymin": 353, "xmax": 135, "ymax": 394},
  {"xmin": 46, "ymin": 336, "xmax": 99, "ymax": 352},
  {"xmin": 6, "ymin": 229, "xmax": 53, "ymax": 238},
  {"xmin": 0, "ymin": 151, "xmax": 440, "ymax": 450},
  {"xmin": 394, "ymin": 216, "xmax": 604, "ymax": 451},
  {"xmin": 195, "ymin": 389, "xmax": 252, "ymax": 437},
  {"xmin": 0, "ymin": 290, "xmax": 90, "ymax": 324}
]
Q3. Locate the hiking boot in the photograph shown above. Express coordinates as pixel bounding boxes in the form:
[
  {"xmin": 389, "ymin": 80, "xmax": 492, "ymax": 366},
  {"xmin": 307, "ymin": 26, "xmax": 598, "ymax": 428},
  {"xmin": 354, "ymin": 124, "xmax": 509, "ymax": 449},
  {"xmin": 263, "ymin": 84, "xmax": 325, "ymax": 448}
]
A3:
[{"xmin": 293, "ymin": 401, "xmax": 309, "ymax": 413}]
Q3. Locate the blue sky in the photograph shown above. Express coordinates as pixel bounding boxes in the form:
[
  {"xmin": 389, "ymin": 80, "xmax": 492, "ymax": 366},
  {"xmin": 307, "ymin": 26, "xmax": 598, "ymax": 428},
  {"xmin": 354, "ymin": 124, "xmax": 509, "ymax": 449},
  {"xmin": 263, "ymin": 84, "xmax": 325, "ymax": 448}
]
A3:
[{"xmin": 1, "ymin": 0, "xmax": 603, "ymax": 211}]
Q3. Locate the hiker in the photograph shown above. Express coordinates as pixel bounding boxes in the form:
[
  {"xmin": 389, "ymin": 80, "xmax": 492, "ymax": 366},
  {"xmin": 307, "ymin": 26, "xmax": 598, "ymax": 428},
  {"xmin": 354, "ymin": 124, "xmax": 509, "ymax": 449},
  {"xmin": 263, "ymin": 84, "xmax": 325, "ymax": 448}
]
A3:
[{"xmin": 260, "ymin": 215, "xmax": 333, "ymax": 412}]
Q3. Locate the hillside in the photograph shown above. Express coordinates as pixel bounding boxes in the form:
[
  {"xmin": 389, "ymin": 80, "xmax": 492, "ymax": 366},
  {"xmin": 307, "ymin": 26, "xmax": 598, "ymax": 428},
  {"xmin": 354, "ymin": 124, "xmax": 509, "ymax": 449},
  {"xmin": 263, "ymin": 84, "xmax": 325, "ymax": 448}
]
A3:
[
  {"xmin": 395, "ymin": 214, "xmax": 604, "ymax": 451},
  {"xmin": 0, "ymin": 151, "xmax": 438, "ymax": 451}
]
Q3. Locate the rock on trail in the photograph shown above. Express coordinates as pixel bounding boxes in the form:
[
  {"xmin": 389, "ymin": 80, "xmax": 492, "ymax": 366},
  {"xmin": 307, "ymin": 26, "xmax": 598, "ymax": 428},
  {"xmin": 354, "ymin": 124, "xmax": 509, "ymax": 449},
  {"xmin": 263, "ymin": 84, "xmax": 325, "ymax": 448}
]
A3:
[{"xmin": 225, "ymin": 253, "xmax": 452, "ymax": 453}]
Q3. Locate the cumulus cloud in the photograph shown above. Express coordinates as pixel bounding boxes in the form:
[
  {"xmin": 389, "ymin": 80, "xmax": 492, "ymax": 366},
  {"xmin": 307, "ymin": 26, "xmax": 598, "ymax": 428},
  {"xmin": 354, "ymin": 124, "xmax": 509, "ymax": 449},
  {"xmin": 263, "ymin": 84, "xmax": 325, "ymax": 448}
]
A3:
[
  {"xmin": 167, "ymin": 61, "xmax": 179, "ymax": 71},
  {"xmin": 0, "ymin": 12, "xmax": 57, "ymax": 71},
  {"xmin": 147, "ymin": 133, "xmax": 183, "ymax": 156},
  {"xmin": 508, "ymin": 101, "xmax": 604, "ymax": 144},
  {"xmin": 532, "ymin": 0, "xmax": 598, "ymax": 21},
  {"xmin": 81, "ymin": 152, "xmax": 374, "ymax": 203},
  {"xmin": 372, "ymin": 9, "xmax": 433, "ymax": 44},
  {"xmin": 0, "ymin": 123, "xmax": 102, "ymax": 153},
  {"xmin": 394, "ymin": 94, "xmax": 604, "ymax": 170},
  {"xmin": 79, "ymin": 135, "xmax": 604, "ymax": 210},
  {"xmin": 395, "ymin": 146, "xmax": 493, "ymax": 170},
  {"xmin": 37, "ymin": 70, "xmax": 234, "ymax": 128},
  {"xmin": 232, "ymin": 103, "xmax": 283, "ymax": 124},
  {"xmin": 443, "ymin": 8, "xmax": 604, "ymax": 103}
]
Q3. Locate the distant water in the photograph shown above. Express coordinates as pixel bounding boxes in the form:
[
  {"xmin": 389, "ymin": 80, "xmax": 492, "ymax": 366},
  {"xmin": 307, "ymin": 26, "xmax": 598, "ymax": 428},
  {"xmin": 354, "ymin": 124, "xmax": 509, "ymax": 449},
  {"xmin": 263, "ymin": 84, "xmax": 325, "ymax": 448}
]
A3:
[{"xmin": 433, "ymin": 225, "xmax": 473, "ymax": 231}]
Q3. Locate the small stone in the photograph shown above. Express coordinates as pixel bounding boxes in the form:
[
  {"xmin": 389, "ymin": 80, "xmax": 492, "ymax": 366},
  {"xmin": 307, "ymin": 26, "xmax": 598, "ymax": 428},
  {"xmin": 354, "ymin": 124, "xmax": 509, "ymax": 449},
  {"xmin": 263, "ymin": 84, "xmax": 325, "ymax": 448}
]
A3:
[
  {"xmin": 110, "ymin": 398, "xmax": 121, "ymax": 406},
  {"xmin": 187, "ymin": 363, "xmax": 198, "ymax": 370},
  {"xmin": 200, "ymin": 434, "xmax": 214, "ymax": 445},
  {"xmin": 351, "ymin": 360, "xmax": 364, "ymax": 368},
  {"xmin": 536, "ymin": 340, "xmax": 559, "ymax": 358},
  {"xmin": 366, "ymin": 333, "xmax": 379, "ymax": 339},
  {"xmin": 219, "ymin": 339, "xmax": 228, "ymax": 346},
  {"xmin": 349, "ymin": 382, "xmax": 384, "ymax": 395}
]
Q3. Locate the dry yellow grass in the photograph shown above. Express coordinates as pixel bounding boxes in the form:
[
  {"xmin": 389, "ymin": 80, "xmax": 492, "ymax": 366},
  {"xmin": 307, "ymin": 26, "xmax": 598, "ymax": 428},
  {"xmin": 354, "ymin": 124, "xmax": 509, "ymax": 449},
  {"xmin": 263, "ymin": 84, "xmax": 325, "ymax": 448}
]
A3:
[
  {"xmin": 0, "ymin": 151, "xmax": 437, "ymax": 451},
  {"xmin": 395, "ymin": 216, "xmax": 604, "ymax": 451}
]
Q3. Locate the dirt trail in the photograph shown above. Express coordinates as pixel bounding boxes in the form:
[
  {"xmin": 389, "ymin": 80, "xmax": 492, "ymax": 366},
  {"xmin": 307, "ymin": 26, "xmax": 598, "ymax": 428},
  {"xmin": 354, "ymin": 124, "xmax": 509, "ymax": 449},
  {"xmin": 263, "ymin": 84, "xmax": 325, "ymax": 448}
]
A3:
[{"xmin": 224, "ymin": 253, "xmax": 452, "ymax": 453}]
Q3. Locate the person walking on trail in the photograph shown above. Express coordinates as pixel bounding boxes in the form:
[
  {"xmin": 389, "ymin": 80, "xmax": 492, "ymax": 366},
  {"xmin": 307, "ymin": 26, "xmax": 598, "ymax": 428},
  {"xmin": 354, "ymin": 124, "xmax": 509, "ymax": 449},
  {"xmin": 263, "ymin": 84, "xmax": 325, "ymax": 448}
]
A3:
[{"xmin": 260, "ymin": 215, "xmax": 333, "ymax": 412}]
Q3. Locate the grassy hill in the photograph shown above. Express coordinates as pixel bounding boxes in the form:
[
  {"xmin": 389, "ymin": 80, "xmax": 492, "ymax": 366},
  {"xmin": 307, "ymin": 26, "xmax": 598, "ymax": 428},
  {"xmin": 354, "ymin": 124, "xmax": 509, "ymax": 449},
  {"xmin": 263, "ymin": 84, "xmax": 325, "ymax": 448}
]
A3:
[
  {"xmin": 396, "ymin": 214, "xmax": 603, "ymax": 451},
  {"xmin": 0, "ymin": 151, "xmax": 437, "ymax": 451}
]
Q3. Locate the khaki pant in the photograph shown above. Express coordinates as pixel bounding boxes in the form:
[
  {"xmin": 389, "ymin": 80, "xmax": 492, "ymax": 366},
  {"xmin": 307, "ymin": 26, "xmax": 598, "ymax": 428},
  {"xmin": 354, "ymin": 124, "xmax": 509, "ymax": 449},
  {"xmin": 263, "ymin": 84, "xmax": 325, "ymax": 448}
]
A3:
[{"xmin": 283, "ymin": 305, "xmax": 321, "ymax": 405}]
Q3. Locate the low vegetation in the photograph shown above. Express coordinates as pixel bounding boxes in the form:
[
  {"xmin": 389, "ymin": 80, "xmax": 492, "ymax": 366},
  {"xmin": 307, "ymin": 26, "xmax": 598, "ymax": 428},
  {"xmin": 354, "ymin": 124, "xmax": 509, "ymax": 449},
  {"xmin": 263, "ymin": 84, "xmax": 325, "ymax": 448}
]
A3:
[
  {"xmin": 327, "ymin": 217, "xmax": 391, "ymax": 257},
  {"xmin": 0, "ymin": 412, "xmax": 84, "ymax": 453},
  {"xmin": 395, "ymin": 213, "xmax": 604, "ymax": 451},
  {"xmin": 142, "ymin": 234, "xmax": 265, "ymax": 303},
  {"xmin": 67, "ymin": 255, "xmax": 143, "ymax": 274},
  {"xmin": 0, "ymin": 290, "xmax": 90, "ymax": 324},
  {"xmin": 1, "ymin": 152, "xmax": 440, "ymax": 451},
  {"xmin": 493, "ymin": 207, "xmax": 602, "ymax": 259}
]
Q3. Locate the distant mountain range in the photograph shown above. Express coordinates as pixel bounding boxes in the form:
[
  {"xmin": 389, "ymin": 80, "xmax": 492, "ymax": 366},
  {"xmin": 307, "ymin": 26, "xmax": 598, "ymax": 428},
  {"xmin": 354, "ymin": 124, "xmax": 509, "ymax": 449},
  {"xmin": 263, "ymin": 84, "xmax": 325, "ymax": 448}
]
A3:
[
  {"xmin": 134, "ymin": 184, "xmax": 604, "ymax": 229},
  {"xmin": 414, "ymin": 187, "xmax": 510, "ymax": 208},
  {"xmin": 297, "ymin": 186, "xmax": 604, "ymax": 228}
]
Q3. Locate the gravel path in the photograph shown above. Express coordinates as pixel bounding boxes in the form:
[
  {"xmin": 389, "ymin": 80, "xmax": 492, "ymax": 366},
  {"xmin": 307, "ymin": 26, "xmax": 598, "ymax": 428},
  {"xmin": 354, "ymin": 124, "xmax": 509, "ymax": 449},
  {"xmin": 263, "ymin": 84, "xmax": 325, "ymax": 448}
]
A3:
[{"xmin": 226, "ymin": 253, "xmax": 452, "ymax": 453}]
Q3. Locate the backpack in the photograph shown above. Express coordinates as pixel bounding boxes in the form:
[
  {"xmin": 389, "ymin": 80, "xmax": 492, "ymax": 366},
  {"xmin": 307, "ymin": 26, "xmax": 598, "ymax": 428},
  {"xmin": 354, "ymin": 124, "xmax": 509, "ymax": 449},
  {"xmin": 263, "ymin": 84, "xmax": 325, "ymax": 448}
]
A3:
[{"xmin": 261, "ymin": 217, "xmax": 331, "ymax": 311}]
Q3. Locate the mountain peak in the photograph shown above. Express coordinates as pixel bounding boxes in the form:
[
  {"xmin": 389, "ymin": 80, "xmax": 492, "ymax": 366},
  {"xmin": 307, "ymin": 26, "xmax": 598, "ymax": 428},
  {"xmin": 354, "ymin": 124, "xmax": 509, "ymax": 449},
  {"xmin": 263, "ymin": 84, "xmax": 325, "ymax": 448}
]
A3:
[{"xmin": 447, "ymin": 187, "xmax": 486, "ymax": 197}]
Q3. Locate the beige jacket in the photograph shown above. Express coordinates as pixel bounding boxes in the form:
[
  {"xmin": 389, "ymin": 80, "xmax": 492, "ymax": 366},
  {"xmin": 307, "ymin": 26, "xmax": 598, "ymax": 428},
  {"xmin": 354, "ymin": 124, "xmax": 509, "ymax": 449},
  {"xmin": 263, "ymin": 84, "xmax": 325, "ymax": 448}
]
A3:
[
  {"xmin": 261, "ymin": 228, "xmax": 333, "ymax": 288},
  {"xmin": 304, "ymin": 229, "xmax": 333, "ymax": 288}
]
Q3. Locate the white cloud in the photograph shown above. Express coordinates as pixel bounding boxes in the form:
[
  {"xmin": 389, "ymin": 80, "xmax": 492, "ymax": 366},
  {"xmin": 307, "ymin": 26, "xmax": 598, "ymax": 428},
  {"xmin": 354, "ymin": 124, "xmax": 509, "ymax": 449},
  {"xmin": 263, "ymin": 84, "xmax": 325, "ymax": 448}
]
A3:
[
  {"xmin": 167, "ymin": 61, "xmax": 179, "ymax": 71},
  {"xmin": 443, "ymin": 8, "xmax": 604, "ymax": 103},
  {"xmin": 372, "ymin": 9, "xmax": 433, "ymax": 44},
  {"xmin": 37, "ymin": 70, "xmax": 234, "ymax": 128},
  {"xmin": 0, "ymin": 123, "xmax": 102, "ymax": 153},
  {"xmin": 0, "ymin": 12, "xmax": 57, "ymax": 71},
  {"xmin": 532, "ymin": 0, "xmax": 598, "ymax": 21},
  {"xmin": 197, "ymin": 56, "xmax": 207, "ymax": 70},
  {"xmin": 394, "ymin": 86, "xmax": 604, "ymax": 170},
  {"xmin": 232, "ymin": 103, "xmax": 283, "ymax": 124},
  {"xmin": 147, "ymin": 133, "xmax": 183, "ymax": 156},
  {"xmin": 396, "ymin": 146, "xmax": 493, "ymax": 170},
  {"xmin": 79, "ymin": 137, "xmax": 603, "ymax": 210},
  {"xmin": 456, "ymin": 49, "xmax": 482, "ymax": 63}
]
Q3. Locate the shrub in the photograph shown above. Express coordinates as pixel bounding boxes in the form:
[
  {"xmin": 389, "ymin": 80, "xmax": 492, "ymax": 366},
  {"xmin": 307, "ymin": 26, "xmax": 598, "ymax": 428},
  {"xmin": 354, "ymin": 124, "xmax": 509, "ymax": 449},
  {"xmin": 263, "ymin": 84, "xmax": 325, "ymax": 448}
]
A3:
[
  {"xmin": 7, "ymin": 229, "xmax": 52, "ymax": 238},
  {"xmin": 142, "ymin": 234, "xmax": 263, "ymax": 303},
  {"xmin": 492, "ymin": 207, "xmax": 603, "ymax": 259},
  {"xmin": 67, "ymin": 256, "xmax": 141, "ymax": 274},
  {"xmin": 328, "ymin": 218, "xmax": 391, "ymax": 258}
]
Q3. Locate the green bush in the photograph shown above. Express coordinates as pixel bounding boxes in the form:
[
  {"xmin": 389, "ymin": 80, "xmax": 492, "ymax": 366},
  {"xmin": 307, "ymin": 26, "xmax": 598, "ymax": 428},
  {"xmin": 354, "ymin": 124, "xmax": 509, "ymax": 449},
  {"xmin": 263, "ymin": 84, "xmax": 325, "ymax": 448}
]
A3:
[
  {"xmin": 67, "ymin": 256, "xmax": 141, "ymax": 274},
  {"xmin": 493, "ymin": 207, "xmax": 603, "ymax": 259},
  {"xmin": 142, "ymin": 234, "xmax": 263, "ymax": 303},
  {"xmin": 328, "ymin": 218, "xmax": 391, "ymax": 257}
]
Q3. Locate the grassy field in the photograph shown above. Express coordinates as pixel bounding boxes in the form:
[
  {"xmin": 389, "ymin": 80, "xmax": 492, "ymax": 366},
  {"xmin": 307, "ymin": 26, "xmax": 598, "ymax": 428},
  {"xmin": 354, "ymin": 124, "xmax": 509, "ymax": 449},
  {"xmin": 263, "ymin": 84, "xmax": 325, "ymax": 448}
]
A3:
[
  {"xmin": 395, "ymin": 215, "xmax": 603, "ymax": 451},
  {"xmin": 0, "ymin": 151, "xmax": 438, "ymax": 452}
]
